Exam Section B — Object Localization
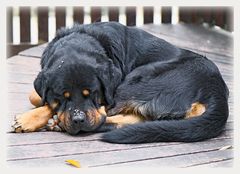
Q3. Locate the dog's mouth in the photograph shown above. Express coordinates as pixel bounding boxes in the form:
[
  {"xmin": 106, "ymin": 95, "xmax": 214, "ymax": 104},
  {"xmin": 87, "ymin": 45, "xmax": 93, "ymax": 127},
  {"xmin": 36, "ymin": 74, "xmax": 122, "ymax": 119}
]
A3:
[{"xmin": 57, "ymin": 106, "xmax": 107, "ymax": 135}]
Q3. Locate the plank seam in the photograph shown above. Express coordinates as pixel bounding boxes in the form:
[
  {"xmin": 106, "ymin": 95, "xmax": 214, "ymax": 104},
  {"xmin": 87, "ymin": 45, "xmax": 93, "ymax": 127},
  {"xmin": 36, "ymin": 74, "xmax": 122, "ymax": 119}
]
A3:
[
  {"xmin": 89, "ymin": 148, "xmax": 233, "ymax": 167},
  {"xmin": 182, "ymin": 157, "xmax": 233, "ymax": 168},
  {"xmin": 7, "ymin": 137, "xmax": 232, "ymax": 161}
]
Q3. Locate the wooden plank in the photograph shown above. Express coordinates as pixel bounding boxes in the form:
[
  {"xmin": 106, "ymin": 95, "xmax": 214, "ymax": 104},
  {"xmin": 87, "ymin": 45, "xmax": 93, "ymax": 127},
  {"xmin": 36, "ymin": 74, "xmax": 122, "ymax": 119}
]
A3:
[
  {"xmin": 7, "ymin": 64, "xmax": 40, "ymax": 74},
  {"xmin": 140, "ymin": 24, "xmax": 233, "ymax": 57},
  {"xmin": 8, "ymin": 96, "xmax": 34, "ymax": 113},
  {"xmin": 183, "ymin": 155, "xmax": 233, "ymax": 168},
  {"xmin": 7, "ymin": 43, "xmax": 39, "ymax": 57},
  {"xmin": 190, "ymin": 158, "xmax": 233, "ymax": 167},
  {"xmin": 91, "ymin": 7, "xmax": 101, "ymax": 23},
  {"xmin": 7, "ymin": 7, "xmax": 13, "ymax": 43},
  {"xmin": 7, "ymin": 138, "xmax": 179, "ymax": 160},
  {"xmin": 161, "ymin": 6, "xmax": 172, "ymax": 23},
  {"xmin": 55, "ymin": 7, "xmax": 66, "ymax": 30},
  {"xmin": 143, "ymin": 7, "xmax": 153, "ymax": 24},
  {"xmin": 7, "ymin": 55, "xmax": 40, "ymax": 66},
  {"xmin": 18, "ymin": 43, "xmax": 46, "ymax": 58},
  {"xmin": 7, "ymin": 138, "xmax": 233, "ymax": 167},
  {"xmin": 8, "ymin": 83, "xmax": 34, "ymax": 94},
  {"xmin": 38, "ymin": 7, "xmax": 49, "ymax": 42},
  {"xmin": 100, "ymin": 149, "xmax": 233, "ymax": 168},
  {"xmin": 8, "ymin": 92, "xmax": 31, "ymax": 101},
  {"xmin": 108, "ymin": 7, "xmax": 119, "ymax": 22},
  {"xmin": 7, "ymin": 132, "xmax": 103, "ymax": 146},
  {"xmin": 126, "ymin": 7, "xmax": 136, "ymax": 26},
  {"xmin": 19, "ymin": 7, "xmax": 31, "ymax": 43},
  {"xmin": 73, "ymin": 7, "xmax": 84, "ymax": 24},
  {"xmin": 8, "ymin": 72, "xmax": 37, "ymax": 84}
]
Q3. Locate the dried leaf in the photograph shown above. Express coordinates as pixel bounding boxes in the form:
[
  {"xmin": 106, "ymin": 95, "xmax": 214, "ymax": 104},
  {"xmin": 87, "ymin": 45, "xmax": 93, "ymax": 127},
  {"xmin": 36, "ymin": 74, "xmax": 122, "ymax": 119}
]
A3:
[
  {"xmin": 65, "ymin": 159, "xmax": 81, "ymax": 168},
  {"xmin": 219, "ymin": 145, "xmax": 233, "ymax": 151}
]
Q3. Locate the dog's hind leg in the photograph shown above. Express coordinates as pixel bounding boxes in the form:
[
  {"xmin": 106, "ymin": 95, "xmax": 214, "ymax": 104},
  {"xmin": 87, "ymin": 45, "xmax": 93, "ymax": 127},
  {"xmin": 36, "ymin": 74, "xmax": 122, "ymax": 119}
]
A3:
[
  {"xmin": 106, "ymin": 114, "xmax": 144, "ymax": 128},
  {"xmin": 29, "ymin": 90, "xmax": 42, "ymax": 107},
  {"xmin": 96, "ymin": 113, "xmax": 145, "ymax": 132}
]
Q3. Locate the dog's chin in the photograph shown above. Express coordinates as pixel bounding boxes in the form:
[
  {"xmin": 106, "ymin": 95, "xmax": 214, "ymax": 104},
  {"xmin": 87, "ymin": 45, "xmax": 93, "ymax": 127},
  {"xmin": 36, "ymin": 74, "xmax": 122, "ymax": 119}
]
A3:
[
  {"xmin": 81, "ymin": 115, "xmax": 107, "ymax": 132},
  {"xmin": 61, "ymin": 115, "xmax": 106, "ymax": 135}
]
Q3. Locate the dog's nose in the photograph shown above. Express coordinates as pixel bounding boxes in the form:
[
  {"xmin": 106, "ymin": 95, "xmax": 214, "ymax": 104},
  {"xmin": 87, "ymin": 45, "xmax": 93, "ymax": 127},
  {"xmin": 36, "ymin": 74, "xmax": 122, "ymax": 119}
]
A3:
[{"xmin": 73, "ymin": 109, "xmax": 86, "ymax": 124}]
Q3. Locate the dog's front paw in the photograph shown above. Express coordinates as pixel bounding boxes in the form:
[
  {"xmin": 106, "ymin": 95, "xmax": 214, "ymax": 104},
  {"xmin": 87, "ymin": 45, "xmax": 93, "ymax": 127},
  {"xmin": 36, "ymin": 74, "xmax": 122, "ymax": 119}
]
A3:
[
  {"xmin": 12, "ymin": 106, "xmax": 53, "ymax": 133},
  {"xmin": 12, "ymin": 113, "xmax": 38, "ymax": 133}
]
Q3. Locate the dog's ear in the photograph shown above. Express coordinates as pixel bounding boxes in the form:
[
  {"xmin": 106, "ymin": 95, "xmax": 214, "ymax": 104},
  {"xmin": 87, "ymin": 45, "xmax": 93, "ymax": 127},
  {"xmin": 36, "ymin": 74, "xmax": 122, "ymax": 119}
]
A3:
[
  {"xmin": 33, "ymin": 71, "xmax": 48, "ymax": 105},
  {"xmin": 97, "ymin": 60, "xmax": 122, "ymax": 107}
]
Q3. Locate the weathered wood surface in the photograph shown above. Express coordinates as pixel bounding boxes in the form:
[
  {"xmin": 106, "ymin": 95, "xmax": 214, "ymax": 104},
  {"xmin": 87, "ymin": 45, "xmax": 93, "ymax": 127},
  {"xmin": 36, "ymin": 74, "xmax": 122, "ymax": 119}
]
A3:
[{"xmin": 7, "ymin": 24, "xmax": 233, "ymax": 168}]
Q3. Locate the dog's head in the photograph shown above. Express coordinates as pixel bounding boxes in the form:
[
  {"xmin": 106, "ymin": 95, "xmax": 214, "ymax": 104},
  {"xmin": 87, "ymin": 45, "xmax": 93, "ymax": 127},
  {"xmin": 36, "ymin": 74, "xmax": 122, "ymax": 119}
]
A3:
[{"xmin": 34, "ymin": 37, "xmax": 121, "ymax": 134}]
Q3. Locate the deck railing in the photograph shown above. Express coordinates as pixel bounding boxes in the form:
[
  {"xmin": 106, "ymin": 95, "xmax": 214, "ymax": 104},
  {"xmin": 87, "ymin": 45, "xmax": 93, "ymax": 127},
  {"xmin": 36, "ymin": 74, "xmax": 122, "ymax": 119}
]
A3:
[{"xmin": 6, "ymin": 6, "xmax": 233, "ymax": 57}]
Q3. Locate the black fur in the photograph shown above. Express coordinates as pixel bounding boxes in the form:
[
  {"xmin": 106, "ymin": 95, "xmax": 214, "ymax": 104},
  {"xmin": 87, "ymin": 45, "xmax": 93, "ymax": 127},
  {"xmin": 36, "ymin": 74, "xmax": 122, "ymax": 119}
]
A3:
[{"xmin": 35, "ymin": 22, "xmax": 229, "ymax": 143}]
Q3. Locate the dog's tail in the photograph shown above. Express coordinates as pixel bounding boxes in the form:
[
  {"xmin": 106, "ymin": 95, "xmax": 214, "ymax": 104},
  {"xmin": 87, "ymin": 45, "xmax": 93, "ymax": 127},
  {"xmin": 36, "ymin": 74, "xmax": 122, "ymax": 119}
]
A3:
[{"xmin": 101, "ymin": 96, "xmax": 229, "ymax": 143}]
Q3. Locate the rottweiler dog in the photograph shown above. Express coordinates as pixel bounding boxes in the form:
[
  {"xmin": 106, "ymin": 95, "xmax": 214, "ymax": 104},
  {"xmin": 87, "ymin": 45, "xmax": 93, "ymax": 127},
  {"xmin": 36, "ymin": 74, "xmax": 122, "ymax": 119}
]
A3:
[{"xmin": 12, "ymin": 22, "xmax": 229, "ymax": 144}]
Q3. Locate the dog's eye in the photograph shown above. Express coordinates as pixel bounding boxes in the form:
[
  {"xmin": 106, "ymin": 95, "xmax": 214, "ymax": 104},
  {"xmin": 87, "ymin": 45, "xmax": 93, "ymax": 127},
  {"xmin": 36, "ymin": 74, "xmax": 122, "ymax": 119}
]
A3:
[
  {"xmin": 63, "ymin": 91, "xmax": 71, "ymax": 99},
  {"xmin": 82, "ymin": 89, "xmax": 90, "ymax": 97}
]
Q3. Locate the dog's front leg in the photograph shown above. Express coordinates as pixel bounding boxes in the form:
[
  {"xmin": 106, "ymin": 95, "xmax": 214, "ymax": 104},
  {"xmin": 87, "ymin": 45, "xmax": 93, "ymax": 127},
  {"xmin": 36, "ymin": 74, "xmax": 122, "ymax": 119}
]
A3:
[{"xmin": 12, "ymin": 105, "xmax": 54, "ymax": 132}]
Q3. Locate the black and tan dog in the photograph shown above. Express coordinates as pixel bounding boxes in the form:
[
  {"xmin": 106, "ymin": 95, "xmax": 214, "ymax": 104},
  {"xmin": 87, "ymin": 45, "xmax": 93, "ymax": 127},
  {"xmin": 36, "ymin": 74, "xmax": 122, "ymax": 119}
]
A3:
[{"xmin": 12, "ymin": 22, "xmax": 229, "ymax": 144}]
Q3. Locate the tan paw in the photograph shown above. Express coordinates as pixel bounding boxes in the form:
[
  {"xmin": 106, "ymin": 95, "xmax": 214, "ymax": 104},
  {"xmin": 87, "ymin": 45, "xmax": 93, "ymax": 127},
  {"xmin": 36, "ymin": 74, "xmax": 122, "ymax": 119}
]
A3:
[
  {"xmin": 12, "ymin": 106, "xmax": 53, "ymax": 133},
  {"xmin": 12, "ymin": 114, "xmax": 40, "ymax": 133}
]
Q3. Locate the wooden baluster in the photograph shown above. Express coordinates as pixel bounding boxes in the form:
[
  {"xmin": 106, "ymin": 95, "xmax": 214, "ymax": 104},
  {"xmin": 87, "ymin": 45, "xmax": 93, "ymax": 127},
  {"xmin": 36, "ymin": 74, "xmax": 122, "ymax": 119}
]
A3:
[
  {"xmin": 179, "ymin": 7, "xmax": 191, "ymax": 23},
  {"xmin": 20, "ymin": 7, "xmax": 31, "ymax": 43},
  {"xmin": 38, "ymin": 7, "xmax": 49, "ymax": 43},
  {"xmin": 162, "ymin": 6, "xmax": 172, "ymax": 23},
  {"xmin": 108, "ymin": 7, "xmax": 119, "ymax": 22},
  {"xmin": 91, "ymin": 7, "xmax": 101, "ymax": 23},
  {"xmin": 73, "ymin": 7, "xmax": 84, "ymax": 24},
  {"xmin": 224, "ymin": 7, "xmax": 233, "ymax": 31},
  {"xmin": 143, "ymin": 7, "xmax": 153, "ymax": 24},
  {"xmin": 55, "ymin": 7, "xmax": 66, "ymax": 30},
  {"xmin": 7, "ymin": 7, "xmax": 13, "ymax": 43},
  {"xmin": 126, "ymin": 7, "xmax": 136, "ymax": 26}
]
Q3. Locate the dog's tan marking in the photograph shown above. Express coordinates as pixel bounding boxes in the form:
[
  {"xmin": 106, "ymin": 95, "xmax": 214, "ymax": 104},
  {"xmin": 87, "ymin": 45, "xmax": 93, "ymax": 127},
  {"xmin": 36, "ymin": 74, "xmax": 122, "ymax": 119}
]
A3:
[
  {"xmin": 86, "ymin": 108, "xmax": 105, "ymax": 127},
  {"xmin": 186, "ymin": 102, "xmax": 206, "ymax": 118},
  {"xmin": 57, "ymin": 111, "xmax": 65, "ymax": 123},
  {"xmin": 50, "ymin": 100, "xmax": 59, "ymax": 110},
  {"xmin": 82, "ymin": 89, "xmax": 90, "ymax": 97},
  {"xmin": 64, "ymin": 91, "xmax": 71, "ymax": 98},
  {"xmin": 29, "ymin": 90, "xmax": 42, "ymax": 107},
  {"xmin": 13, "ymin": 105, "xmax": 53, "ymax": 132},
  {"xmin": 106, "ymin": 114, "xmax": 144, "ymax": 128},
  {"xmin": 57, "ymin": 111, "xmax": 70, "ymax": 130},
  {"xmin": 98, "ymin": 106, "xmax": 107, "ymax": 116}
]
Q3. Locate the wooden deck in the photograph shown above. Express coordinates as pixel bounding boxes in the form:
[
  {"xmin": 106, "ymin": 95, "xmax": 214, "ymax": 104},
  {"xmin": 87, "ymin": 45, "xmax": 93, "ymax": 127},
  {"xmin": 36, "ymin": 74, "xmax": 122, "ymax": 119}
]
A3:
[{"xmin": 7, "ymin": 24, "xmax": 233, "ymax": 168}]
